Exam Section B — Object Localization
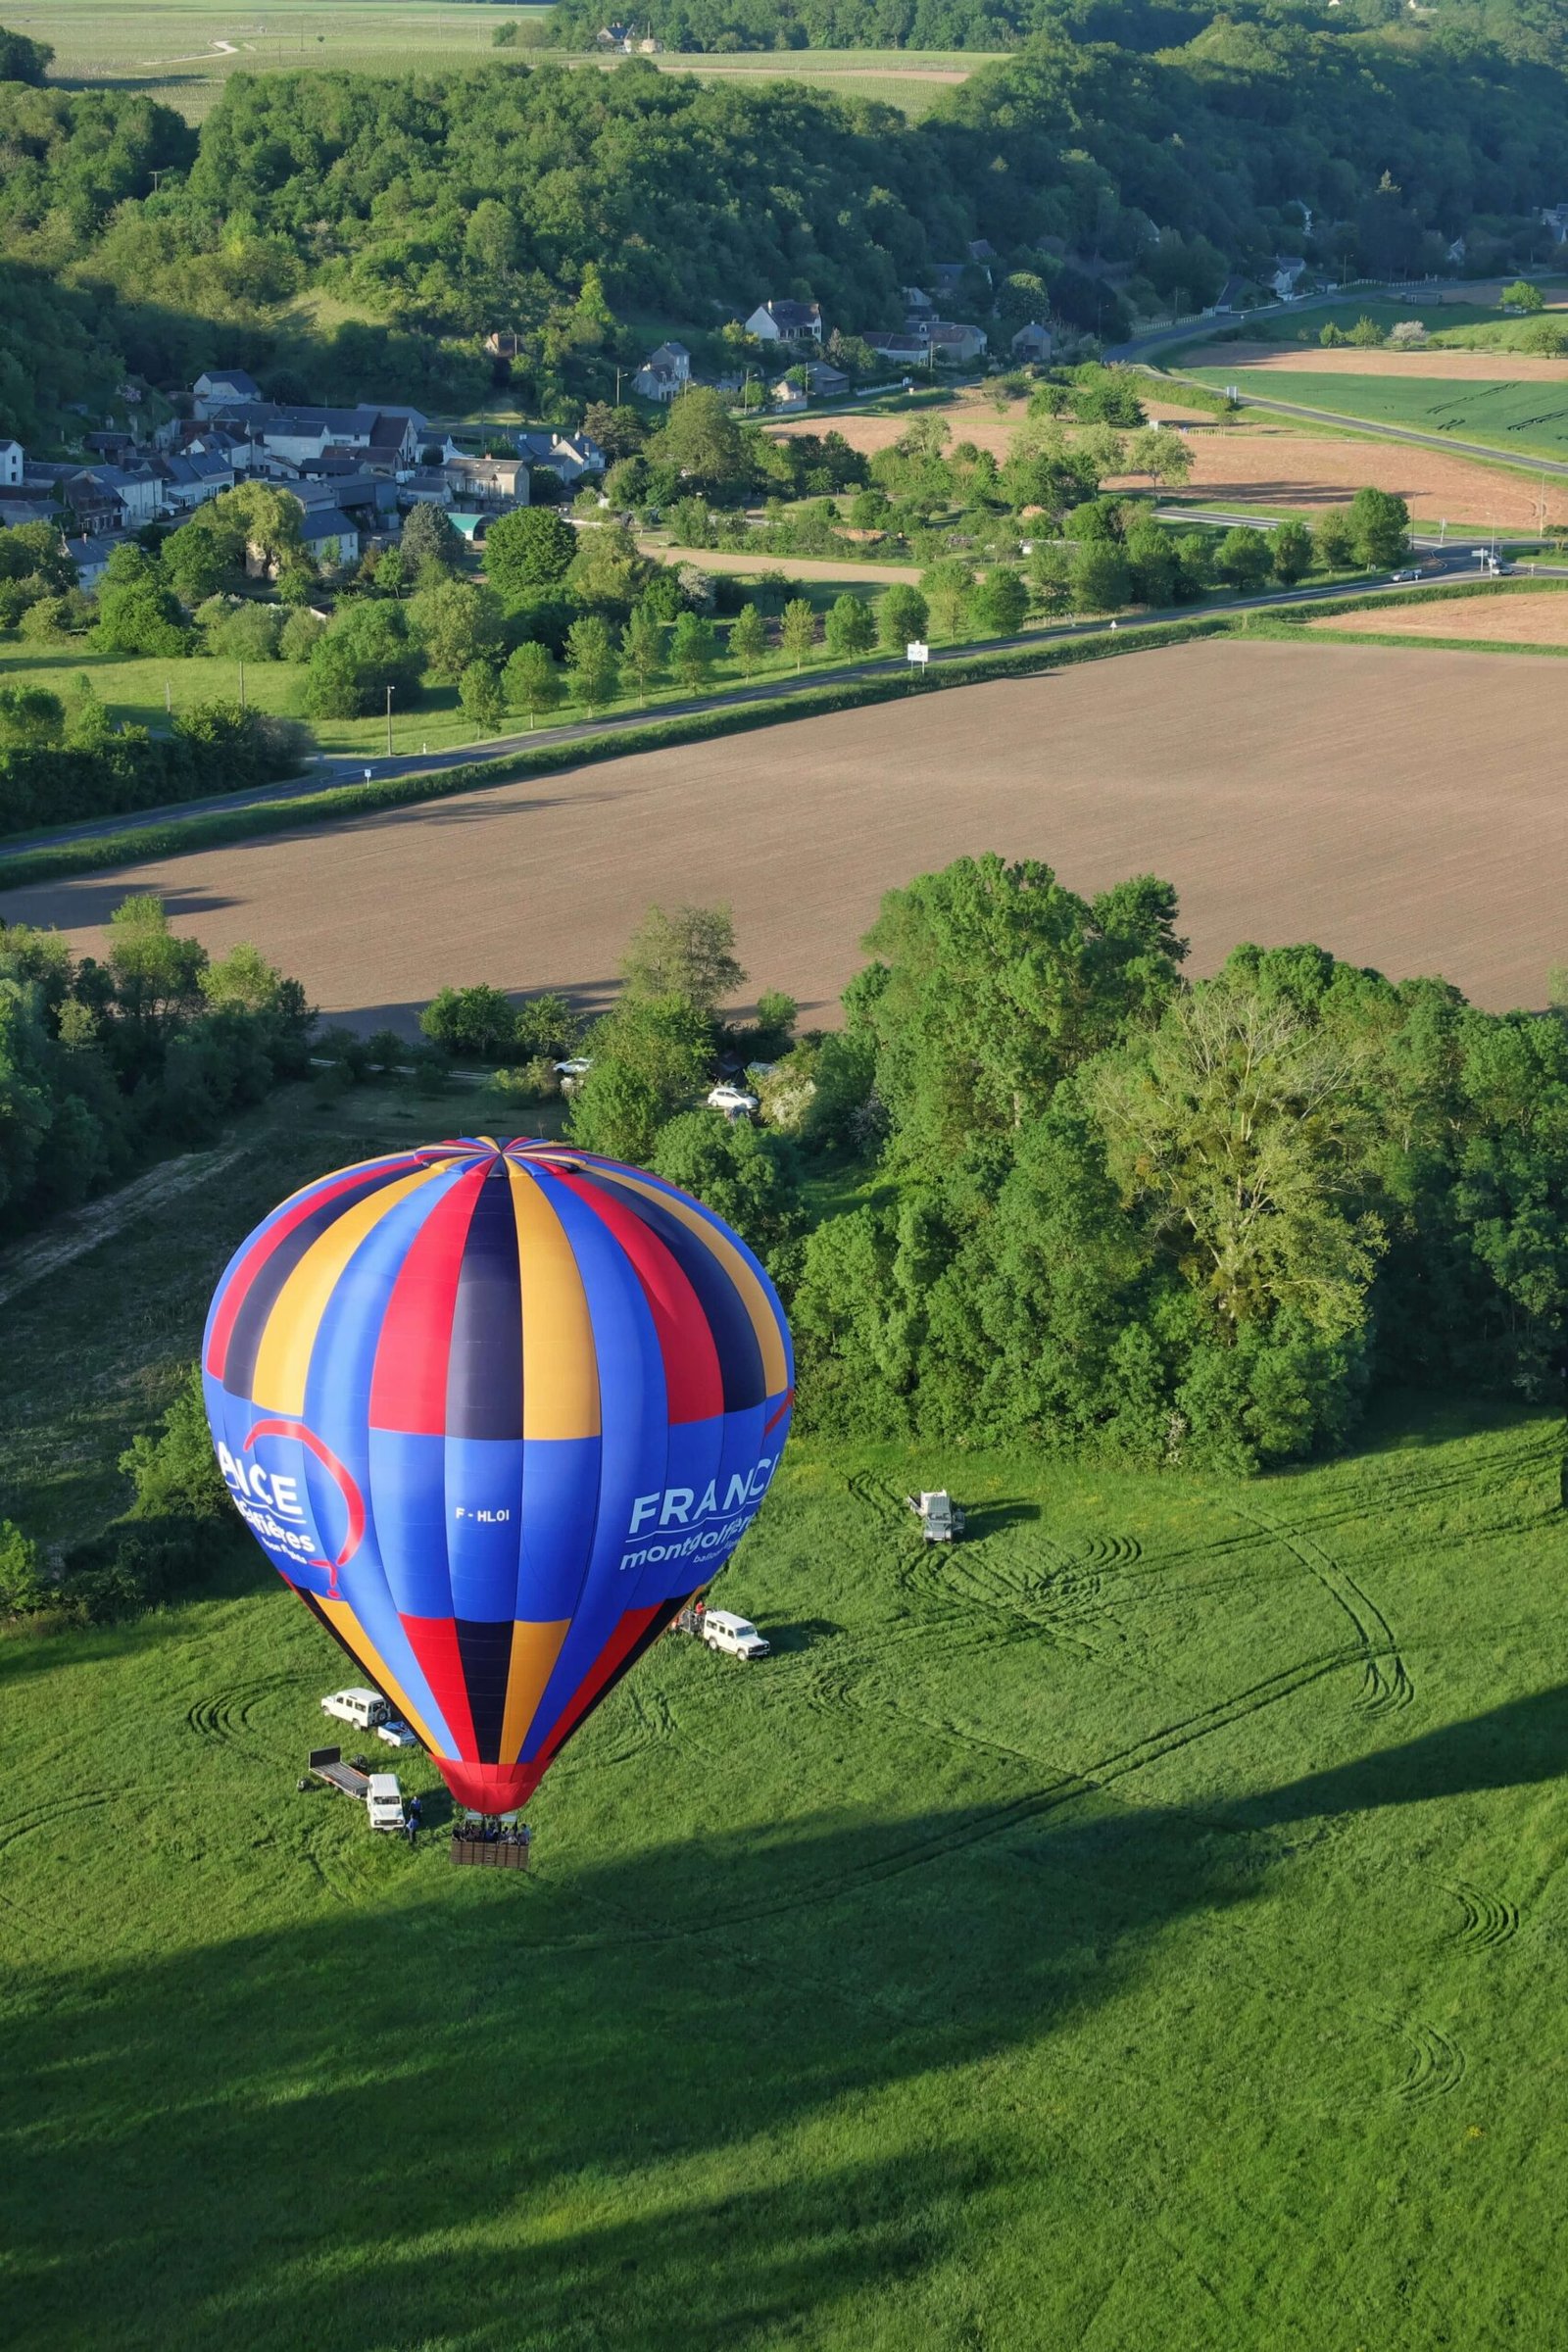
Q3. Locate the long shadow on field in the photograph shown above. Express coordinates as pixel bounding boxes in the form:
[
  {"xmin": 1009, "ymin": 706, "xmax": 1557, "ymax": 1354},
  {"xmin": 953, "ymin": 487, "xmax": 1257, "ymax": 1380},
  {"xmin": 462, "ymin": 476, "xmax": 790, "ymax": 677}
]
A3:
[
  {"xmin": 1237, "ymin": 1680, "xmax": 1568, "ymax": 1825},
  {"xmin": 0, "ymin": 1796, "xmax": 1254, "ymax": 2351},
  {"xmin": 8, "ymin": 1684, "xmax": 1568, "ymax": 2348}
]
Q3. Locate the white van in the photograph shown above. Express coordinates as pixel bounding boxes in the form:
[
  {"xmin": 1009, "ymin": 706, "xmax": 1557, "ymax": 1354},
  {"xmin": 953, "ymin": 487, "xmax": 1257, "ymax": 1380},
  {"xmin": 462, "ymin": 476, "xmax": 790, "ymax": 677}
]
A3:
[
  {"xmin": 367, "ymin": 1773, "xmax": 405, "ymax": 1833},
  {"xmin": 321, "ymin": 1688, "xmax": 390, "ymax": 1731},
  {"xmin": 703, "ymin": 1609, "xmax": 769, "ymax": 1661}
]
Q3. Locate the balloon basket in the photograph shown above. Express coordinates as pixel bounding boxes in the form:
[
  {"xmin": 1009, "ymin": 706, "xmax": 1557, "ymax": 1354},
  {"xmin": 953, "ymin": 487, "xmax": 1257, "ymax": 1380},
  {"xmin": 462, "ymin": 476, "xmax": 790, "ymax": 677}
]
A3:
[{"xmin": 451, "ymin": 1820, "xmax": 532, "ymax": 1871}]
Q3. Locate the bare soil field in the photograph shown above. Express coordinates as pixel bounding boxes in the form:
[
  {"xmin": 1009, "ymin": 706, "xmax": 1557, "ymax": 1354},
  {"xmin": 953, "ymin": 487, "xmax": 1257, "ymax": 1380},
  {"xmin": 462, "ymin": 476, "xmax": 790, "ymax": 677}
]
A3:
[
  {"xmin": 1206, "ymin": 344, "xmax": 1568, "ymax": 381},
  {"xmin": 1110, "ymin": 423, "xmax": 1568, "ymax": 527},
  {"xmin": 1312, "ymin": 590, "xmax": 1568, "ymax": 644},
  {"xmin": 7, "ymin": 641, "xmax": 1567, "ymax": 1022},
  {"xmin": 774, "ymin": 395, "xmax": 1555, "ymax": 521}
]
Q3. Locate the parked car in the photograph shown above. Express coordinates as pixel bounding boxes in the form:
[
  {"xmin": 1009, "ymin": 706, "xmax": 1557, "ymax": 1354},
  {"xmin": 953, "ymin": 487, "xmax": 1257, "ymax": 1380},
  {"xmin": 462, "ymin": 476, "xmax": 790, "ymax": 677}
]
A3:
[
  {"xmin": 376, "ymin": 1718, "xmax": 418, "ymax": 1748},
  {"xmin": 366, "ymin": 1772, "xmax": 406, "ymax": 1833},
  {"xmin": 703, "ymin": 1608, "xmax": 769, "ymax": 1660},
  {"xmin": 321, "ymin": 1687, "xmax": 390, "ymax": 1731},
  {"xmin": 1390, "ymin": 568, "xmax": 1420, "ymax": 583},
  {"xmin": 707, "ymin": 1083, "xmax": 760, "ymax": 1116}
]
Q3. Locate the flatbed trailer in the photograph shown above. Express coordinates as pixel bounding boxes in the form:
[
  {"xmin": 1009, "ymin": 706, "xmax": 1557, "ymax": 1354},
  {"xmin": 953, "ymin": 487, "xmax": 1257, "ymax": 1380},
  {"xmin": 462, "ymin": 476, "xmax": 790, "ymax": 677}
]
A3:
[{"xmin": 306, "ymin": 1745, "xmax": 370, "ymax": 1799}]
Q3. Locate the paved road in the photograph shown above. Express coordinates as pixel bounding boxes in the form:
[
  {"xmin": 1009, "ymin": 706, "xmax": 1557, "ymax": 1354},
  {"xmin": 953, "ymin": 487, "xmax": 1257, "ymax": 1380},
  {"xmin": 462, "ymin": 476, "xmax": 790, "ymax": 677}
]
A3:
[{"xmin": 2, "ymin": 558, "xmax": 1542, "ymax": 859}]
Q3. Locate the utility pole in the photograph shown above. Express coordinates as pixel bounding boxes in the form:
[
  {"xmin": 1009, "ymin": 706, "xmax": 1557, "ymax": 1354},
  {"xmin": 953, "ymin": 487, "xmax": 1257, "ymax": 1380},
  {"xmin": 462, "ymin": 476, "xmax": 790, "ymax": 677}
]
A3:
[
  {"xmin": 237, "ymin": 659, "xmax": 245, "ymax": 710},
  {"xmin": 386, "ymin": 685, "xmax": 394, "ymax": 758},
  {"xmin": 165, "ymin": 680, "xmax": 172, "ymax": 715}
]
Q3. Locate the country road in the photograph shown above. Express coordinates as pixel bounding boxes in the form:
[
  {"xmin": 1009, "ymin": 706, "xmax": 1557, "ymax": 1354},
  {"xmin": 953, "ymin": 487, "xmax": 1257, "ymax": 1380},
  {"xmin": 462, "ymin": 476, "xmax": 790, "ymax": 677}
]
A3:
[{"xmin": 0, "ymin": 558, "xmax": 1539, "ymax": 864}]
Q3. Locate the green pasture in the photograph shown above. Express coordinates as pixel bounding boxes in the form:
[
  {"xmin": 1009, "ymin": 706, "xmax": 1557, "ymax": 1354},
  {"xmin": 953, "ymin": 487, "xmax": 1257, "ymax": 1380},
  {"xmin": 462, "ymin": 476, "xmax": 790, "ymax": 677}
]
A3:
[
  {"xmin": 1188, "ymin": 363, "xmax": 1568, "ymax": 463},
  {"xmin": 13, "ymin": 4, "xmax": 982, "ymax": 122},
  {"xmin": 3, "ymin": 1083, "xmax": 1567, "ymax": 2348},
  {"xmin": 586, "ymin": 46, "xmax": 991, "ymax": 118},
  {"xmin": 14, "ymin": 2, "xmax": 553, "ymax": 119}
]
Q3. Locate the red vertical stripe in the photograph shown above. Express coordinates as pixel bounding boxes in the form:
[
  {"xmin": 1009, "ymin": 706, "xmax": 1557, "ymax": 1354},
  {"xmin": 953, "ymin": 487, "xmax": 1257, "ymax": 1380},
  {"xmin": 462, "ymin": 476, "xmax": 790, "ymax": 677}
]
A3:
[
  {"xmin": 534, "ymin": 1604, "xmax": 665, "ymax": 1769},
  {"xmin": 552, "ymin": 1171, "xmax": 723, "ymax": 1423},
  {"xmin": 400, "ymin": 1615, "xmax": 478, "ymax": 1758},
  {"xmin": 205, "ymin": 1158, "xmax": 420, "ymax": 1378},
  {"xmin": 368, "ymin": 1167, "xmax": 486, "ymax": 1434}
]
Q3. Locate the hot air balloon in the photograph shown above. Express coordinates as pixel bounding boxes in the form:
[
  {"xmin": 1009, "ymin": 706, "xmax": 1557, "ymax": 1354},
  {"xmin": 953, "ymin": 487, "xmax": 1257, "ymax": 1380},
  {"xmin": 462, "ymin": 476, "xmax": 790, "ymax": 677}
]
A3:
[{"xmin": 202, "ymin": 1137, "xmax": 793, "ymax": 1815}]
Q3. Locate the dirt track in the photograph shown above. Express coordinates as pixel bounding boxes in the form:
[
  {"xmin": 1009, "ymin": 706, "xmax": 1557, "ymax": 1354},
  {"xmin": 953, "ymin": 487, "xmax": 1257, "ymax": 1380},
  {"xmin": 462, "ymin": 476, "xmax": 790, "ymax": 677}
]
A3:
[{"xmin": 6, "ymin": 639, "xmax": 1566, "ymax": 1022}]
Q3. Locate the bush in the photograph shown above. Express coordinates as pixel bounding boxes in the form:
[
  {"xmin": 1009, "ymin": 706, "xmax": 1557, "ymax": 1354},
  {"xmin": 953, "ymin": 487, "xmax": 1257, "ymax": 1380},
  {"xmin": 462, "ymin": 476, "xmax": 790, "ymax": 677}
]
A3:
[
  {"xmin": 119, "ymin": 1363, "xmax": 230, "ymax": 1520},
  {"xmin": 206, "ymin": 601, "xmax": 286, "ymax": 662},
  {"xmin": 303, "ymin": 601, "xmax": 423, "ymax": 718},
  {"xmin": 419, "ymin": 982, "xmax": 522, "ymax": 1059},
  {"xmin": 0, "ymin": 1517, "xmax": 47, "ymax": 1615},
  {"xmin": 493, "ymin": 1054, "xmax": 562, "ymax": 1105}
]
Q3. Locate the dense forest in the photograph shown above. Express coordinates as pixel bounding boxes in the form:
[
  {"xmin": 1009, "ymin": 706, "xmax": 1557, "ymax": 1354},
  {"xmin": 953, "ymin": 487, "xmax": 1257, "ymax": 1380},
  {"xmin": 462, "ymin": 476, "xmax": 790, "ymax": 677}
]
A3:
[
  {"xmin": 553, "ymin": 869, "xmax": 1568, "ymax": 1474},
  {"xmin": 543, "ymin": 0, "xmax": 1568, "ymax": 58},
  {"xmin": 1, "ymin": 0, "xmax": 1567, "ymax": 436}
]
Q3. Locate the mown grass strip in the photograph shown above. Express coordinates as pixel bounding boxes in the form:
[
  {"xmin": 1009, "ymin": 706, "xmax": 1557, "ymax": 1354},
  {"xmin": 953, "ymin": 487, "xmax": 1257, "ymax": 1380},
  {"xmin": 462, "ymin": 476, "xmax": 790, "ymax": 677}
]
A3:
[{"xmin": 0, "ymin": 616, "xmax": 1230, "ymax": 891}]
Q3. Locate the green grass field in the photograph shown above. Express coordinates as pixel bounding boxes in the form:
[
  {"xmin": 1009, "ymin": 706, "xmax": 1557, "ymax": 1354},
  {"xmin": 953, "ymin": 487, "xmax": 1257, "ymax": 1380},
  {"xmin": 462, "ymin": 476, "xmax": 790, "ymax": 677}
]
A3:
[
  {"xmin": 13, "ymin": 2, "xmax": 553, "ymax": 118},
  {"xmin": 1189, "ymin": 363, "xmax": 1568, "ymax": 463},
  {"xmin": 4, "ymin": 1083, "xmax": 1567, "ymax": 2347},
  {"xmin": 13, "ymin": 4, "xmax": 980, "ymax": 121}
]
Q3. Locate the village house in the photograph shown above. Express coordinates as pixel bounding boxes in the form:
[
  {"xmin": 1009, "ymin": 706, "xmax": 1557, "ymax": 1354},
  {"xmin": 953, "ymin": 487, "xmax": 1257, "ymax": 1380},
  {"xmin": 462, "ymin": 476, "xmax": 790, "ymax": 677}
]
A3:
[
  {"xmin": 631, "ymin": 342, "xmax": 691, "ymax": 403},
  {"xmin": 443, "ymin": 452, "xmax": 530, "ymax": 509},
  {"xmin": 1010, "ymin": 321, "xmax": 1054, "ymax": 363},
  {"xmin": 925, "ymin": 319, "xmax": 988, "ymax": 364},
  {"xmin": 514, "ymin": 428, "xmax": 604, "ymax": 484},
  {"xmin": 744, "ymin": 299, "xmax": 823, "ymax": 346},
  {"xmin": 191, "ymin": 367, "xmax": 262, "ymax": 420},
  {"xmin": 0, "ymin": 438, "xmax": 24, "ymax": 486},
  {"xmin": 770, "ymin": 361, "xmax": 851, "ymax": 408}
]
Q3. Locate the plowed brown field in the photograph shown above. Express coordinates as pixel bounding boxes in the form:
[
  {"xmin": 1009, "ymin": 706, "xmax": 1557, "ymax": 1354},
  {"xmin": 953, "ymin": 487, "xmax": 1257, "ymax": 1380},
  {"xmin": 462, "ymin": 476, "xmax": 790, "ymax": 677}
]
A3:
[
  {"xmin": 1313, "ymin": 589, "xmax": 1568, "ymax": 643},
  {"xmin": 8, "ymin": 640, "xmax": 1565, "ymax": 1022}
]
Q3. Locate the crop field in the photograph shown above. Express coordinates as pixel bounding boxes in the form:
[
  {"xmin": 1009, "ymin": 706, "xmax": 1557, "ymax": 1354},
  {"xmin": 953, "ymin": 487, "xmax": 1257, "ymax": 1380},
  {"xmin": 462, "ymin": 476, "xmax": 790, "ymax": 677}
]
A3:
[
  {"xmin": 5, "ymin": 2, "xmax": 548, "ymax": 117},
  {"xmin": 14, "ymin": 6, "xmax": 982, "ymax": 120},
  {"xmin": 1310, "ymin": 589, "xmax": 1568, "ymax": 646},
  {"xmin": 577, "ymin": 45, "xmax": 987, "ymax": 117},
  {"xmin": 3, "ymin": 1084, "xmax": 1567, "ymax": 2350},
  {"xmin": 1188, "ymin": 363, "xmax": 1568, "ymax": 466},
  {"xmin": 770, "ymin": 391, "xmax": 1564, "ymax": 523},
  {"xmin": 1202, "ymin": 344, "xmax": 1568, "ymax": 383},
  {"xmin": 8, "ymin": 637, "xmax": 1568, "ymax": 1023}
]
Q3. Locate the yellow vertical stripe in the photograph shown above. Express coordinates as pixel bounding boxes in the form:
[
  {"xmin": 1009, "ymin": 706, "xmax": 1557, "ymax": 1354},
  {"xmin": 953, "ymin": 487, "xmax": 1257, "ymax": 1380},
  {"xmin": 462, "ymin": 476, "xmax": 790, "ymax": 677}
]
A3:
[
  {"xmin": 250, "ymin": 1168, "xmax": 440, "ymax": 1416},
  {"xmin": 318, "ymin": 1598, "xmax": 443, "ymax": 1756},
  {"xmin": 499, "ymin": 1619, "xmax": 571, "ymax": 1764},
  {"xmin": 508, "ymin": 1162, "xmax": 602, "ymax": 1439},
  {"xmin": 610, "ymin": 1170, "xmax": 789, "ymax": 1396}
]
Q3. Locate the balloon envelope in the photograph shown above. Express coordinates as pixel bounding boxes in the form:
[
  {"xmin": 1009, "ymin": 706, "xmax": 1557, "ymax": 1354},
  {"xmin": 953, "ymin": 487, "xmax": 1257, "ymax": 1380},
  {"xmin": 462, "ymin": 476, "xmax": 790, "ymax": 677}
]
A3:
[{"xmin": 202, "ymin": 1137, "xmax": 793, "ymax": 1812}]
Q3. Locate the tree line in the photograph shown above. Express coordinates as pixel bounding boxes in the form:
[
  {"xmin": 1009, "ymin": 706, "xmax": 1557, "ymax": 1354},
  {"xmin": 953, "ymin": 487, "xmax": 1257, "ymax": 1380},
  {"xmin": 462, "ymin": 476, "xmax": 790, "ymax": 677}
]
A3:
[
  {"xmin": 3, "ymin": 4, "xmax": 1568, "ymax": 433},
  {"xmin": 484, "ymin": 871, "xmax": 1568, "ymax": 1476}
]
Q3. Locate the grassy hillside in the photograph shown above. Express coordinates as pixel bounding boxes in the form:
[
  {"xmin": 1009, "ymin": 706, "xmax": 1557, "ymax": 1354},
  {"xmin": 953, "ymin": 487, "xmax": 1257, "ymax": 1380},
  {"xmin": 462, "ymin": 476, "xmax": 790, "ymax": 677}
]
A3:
[{"xmin": 3, "ymin": 1085, "xmax": 1566, "ymax": 2348}]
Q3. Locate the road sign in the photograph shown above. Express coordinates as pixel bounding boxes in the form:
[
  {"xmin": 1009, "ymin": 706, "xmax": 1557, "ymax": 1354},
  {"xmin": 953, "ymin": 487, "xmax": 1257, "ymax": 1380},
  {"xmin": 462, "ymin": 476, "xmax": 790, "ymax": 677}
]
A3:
[{"xmin": 906, "ymin": 641, "xmax": 930, "ymax": 667}]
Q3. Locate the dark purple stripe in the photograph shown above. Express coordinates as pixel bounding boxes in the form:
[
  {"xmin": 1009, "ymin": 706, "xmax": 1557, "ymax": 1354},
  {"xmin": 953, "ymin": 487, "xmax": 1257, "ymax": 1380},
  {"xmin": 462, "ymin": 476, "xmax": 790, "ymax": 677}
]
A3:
[{"xmin": 445, "ymin": 1158, "xmax": 524, "ymax": 1440}]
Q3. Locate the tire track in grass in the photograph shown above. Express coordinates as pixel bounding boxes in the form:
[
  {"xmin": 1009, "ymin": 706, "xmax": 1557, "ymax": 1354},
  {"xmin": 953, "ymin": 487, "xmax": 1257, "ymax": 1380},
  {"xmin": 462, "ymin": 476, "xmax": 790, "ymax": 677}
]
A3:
[
  {"xmin": 1232, "ymin": 1505, "xmax": 1414, "ymax": 1717},
  {"xmin": 1445, "ymin": 1880, "xmax": 1520, "ymax": 1951},
  {"xmin": 1393, "ymin": 2021, "xmax": 1467, "ymax": 2103}
]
